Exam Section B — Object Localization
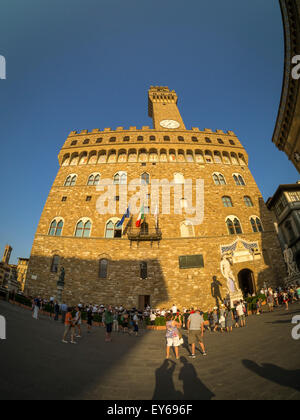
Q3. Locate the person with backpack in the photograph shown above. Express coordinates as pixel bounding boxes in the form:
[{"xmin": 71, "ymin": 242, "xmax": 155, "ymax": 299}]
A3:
[{"xmin": 104, "ymin": 305, "xmax": 114, "ymax": 342}]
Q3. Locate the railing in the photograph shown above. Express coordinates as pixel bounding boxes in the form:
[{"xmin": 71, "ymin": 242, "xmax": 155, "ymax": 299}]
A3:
[{"xmin": 127, "ymin": 228, "xmax": 162, "ymax": 241}]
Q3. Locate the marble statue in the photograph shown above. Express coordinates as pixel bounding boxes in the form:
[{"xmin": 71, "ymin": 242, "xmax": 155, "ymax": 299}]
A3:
[
  {"xmin": 220, "ymin": 255, "xmax": 238, "ymax": 293},
  {"xmin": 283, "ymin": 244, "xmax": 299, "ymax": 277}
]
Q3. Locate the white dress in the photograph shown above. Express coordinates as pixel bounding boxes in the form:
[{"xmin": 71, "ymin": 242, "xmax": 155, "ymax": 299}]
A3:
[{"xmin": 33, "ymin": 305, "xmax": 39, "ymax": 319}]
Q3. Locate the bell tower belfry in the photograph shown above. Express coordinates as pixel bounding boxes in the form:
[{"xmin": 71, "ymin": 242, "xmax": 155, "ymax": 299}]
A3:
[{"xmin": 148, "ymin": 86, "xmax": 186, "ymax": 130}]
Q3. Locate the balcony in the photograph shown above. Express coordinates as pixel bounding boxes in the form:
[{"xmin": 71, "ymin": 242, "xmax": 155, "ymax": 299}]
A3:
[{"xmin": 127, "ymin": 227, "xmax": 162, "ymax": 242}]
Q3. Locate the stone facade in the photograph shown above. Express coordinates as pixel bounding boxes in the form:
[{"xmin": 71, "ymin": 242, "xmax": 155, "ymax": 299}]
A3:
[
  {"xmin": 267, "ymin": 182, "xmax": 300, "ymax": 270},
  {"xmin": 272, "ymin": 0, "xmax": 300, "ymax": 172},
  {"xmin": 26, "ymin": 86, "xmax": 287, "ymax": 311},
  {"xmin": 17, "ymin": 258, "xmax": 29, "ymax": 292}
]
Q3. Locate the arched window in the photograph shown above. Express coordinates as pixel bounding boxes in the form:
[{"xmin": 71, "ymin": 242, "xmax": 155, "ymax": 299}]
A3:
[
  {"xmin": 233, "ymin": 174, "xmax": 246, "ymax": 186},
  {"xmin": 250, "ymin": 217, "xmax": 263, "ymax": 233},
  {"xmin": 180, "ymin": 221, "xmax": 195, "ymax": 238},
  {"xmin": 105, "ymin": 219, "xmax": 122, "ymax": 238},
  {"xmin": 141, "ymin": 172, "xmax": 150, "ymax": 185},
  {"xmin": 99, "ymin": 259, "xmax": 108, "ymax": 279},
  {"xmin": 114, "ymin": 172, "xmax": 127, "ymax": 184},
  {"xmin": 244, "ymin": 196, "xmax": 253, "ymax": 207},
  {"xmin": 49, "ymin": 219, "xmax": 64, "ymax": 236},
  {"xmin": 226, "ymin": 216, "xmax": 242, "ymax": 235},
  {"xmin": 174, "ymin": 173, "xmax": 185, "ymax": 184},
  {"xmin": 75, "ymin": 219, "xmax": 92, "ymax": 238},
  {"xmin": 213, "ymin": 173, "xmax": 226, "ymax": 185},
  {"xmin": 140, "ymin": 261, "xmax": 148, "ymax": 279},
  {"xmin": 50, "ymin": 255, "xmax": 60, "ymax": 273},
  {"xmin": 64, "ymin": 175, "xmax": 77, "ymax": 186},
  {"xmin": 222, "ymin": 196, "xmax": 233, "ymax": 207},
  {"xmin": 87, "ymin": 173, "xmax": 100, "ymax": 186}
]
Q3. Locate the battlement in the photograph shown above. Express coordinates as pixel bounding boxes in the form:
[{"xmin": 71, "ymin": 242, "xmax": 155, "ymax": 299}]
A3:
[{"xmin": 68, "ymin": 127, "xmax": 236, "ymax": 137}]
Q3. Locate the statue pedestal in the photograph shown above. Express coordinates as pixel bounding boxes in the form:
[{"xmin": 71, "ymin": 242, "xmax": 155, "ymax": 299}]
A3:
[
  {"xmin": 284, "ymin": 273, "xmax": 300, "ymax": 288},
  {"xmin": 226, "ymin": 290, "xmax": 244, "ymax": 309}
]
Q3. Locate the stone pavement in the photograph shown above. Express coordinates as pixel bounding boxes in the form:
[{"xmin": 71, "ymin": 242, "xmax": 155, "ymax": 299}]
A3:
[{"xmin": 0, "ymin": 300, "xmax": 300, "ymax": 400}]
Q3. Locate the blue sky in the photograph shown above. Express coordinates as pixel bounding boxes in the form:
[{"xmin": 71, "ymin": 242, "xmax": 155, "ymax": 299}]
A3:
[{"xmin": 0, "ymin": 0, "xmax": 298, "ymax": 264}]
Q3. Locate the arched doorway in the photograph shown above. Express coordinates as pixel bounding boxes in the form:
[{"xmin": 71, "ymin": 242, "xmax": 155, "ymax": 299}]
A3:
[{"xmin": 238, "ymin": 269, "xmax": 255, "ymax": 296}]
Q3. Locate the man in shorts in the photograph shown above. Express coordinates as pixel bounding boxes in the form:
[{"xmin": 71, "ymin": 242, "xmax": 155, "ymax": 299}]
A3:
[
  {"xmin": 236, "ymin": 301, "xmax": 246, "ymax": 327},
  {"xmin": 187, "ymin": 309, "xmax": 207, "ymax": 358}
]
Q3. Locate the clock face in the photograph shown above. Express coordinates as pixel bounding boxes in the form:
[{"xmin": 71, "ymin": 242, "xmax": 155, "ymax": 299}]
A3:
[{"xmin": 160, "ymin": 119, "xmax": 180, "ymax": 129}]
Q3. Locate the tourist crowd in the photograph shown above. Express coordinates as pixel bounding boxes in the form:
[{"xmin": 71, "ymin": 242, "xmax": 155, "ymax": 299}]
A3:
[{"xmin": 29, "ymin": 284, "xmax": 300, "ymax": 356}]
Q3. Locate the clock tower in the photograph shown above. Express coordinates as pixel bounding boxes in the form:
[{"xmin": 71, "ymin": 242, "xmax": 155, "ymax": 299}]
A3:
[{"xmin": 148, "ymin": 86, "xmax": 186, "ymax": 130}]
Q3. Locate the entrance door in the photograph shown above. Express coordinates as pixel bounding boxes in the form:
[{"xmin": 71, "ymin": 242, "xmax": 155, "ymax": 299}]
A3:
[
  {"xmin": 138, "ymin": 295, "xmax": 151, "ymax": 310},
  {"xmin": 238, "ymin": 269, "xmax": 255, "ymax": 296}
]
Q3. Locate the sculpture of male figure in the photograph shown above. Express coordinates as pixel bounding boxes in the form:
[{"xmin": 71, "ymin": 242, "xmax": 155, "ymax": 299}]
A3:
[
  {"xmin": 220, "ymin": 255, "xmax": 238, "ymax": 293},
  {"xmin": 283, "ymin": 244, "xmax": 299, "ymax": 277}
]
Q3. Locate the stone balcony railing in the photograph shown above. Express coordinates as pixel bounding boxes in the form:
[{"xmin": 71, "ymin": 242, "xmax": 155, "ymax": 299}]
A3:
[{"xmin": 127, "ymin": 227, "xmax": 162, "ymax": 241}]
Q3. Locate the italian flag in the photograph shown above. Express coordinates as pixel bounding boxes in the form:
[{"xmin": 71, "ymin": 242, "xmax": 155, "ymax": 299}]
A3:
[{"xmin": 136, "ymin": 205, "xmax": 145, "ymax": 228}]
